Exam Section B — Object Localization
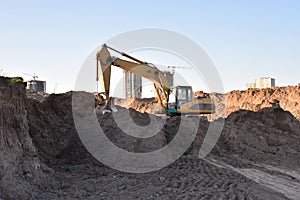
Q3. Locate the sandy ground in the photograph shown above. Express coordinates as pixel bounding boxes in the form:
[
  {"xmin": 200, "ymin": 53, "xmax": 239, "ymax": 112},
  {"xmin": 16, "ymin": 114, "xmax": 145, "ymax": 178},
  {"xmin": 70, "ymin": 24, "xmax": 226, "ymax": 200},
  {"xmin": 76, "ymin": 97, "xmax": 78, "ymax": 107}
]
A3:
[{"xmin": 1, "ymin": 79, "xmax": 300, "ymax": 199}]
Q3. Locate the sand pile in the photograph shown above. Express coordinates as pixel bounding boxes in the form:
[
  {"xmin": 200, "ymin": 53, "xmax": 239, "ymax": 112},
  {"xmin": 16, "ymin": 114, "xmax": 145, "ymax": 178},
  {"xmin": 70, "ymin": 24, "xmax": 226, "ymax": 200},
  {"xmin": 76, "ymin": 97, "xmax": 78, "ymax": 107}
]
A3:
[
  {"xmin": 0, "ymin": 77, "xmax": 49, "ymax": 199},
  {"xmin": 211, "ymin": 85, "xmax": 300, "ymax": 120},
  {"xmin": 1, "ymin": 78, "xmax": 299, "ymax": 199},
  {"xmin": 115, "ymin": 85, "xmax": 300, "ymax": 120},
  {"xmin": 26, "ymin": 92, "xmax": 81, "ymax": 164},
  {"xmin": 114, "ymin": 97, "xmax": 165, "ymax": 114},
  {"xmin": 215, "ymin": 106, "xmax": 300, "ymax": 168}
]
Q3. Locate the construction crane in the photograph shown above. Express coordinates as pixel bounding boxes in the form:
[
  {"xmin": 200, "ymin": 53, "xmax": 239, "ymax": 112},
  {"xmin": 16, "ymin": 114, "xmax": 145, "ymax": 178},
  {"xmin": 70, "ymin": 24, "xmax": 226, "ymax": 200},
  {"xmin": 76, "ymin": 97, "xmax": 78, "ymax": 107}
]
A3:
[
  {"xmin": 96, "ymin": 44, "xmax": 214, "ymax": 116},
  {"xmin": 166, "ymin": 66, "xmax": 191, "ymax": 82},
  {"xmin": 167, "ymin": 66, "xmax": 192, "ymax": 69},
  {"xmin": 23, "ymin": 73, "xmax": 38, "ymax": 80}
]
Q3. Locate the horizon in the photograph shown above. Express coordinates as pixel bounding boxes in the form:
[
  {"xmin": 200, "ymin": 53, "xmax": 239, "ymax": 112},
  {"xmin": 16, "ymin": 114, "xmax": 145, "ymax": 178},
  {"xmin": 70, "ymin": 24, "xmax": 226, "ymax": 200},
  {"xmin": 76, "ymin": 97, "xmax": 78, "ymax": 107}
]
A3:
[
  {"xmin": 2, "ymin": 74, "xmax": 299, "ymax": 97},
  {"xmin": 1, "ymin": 1, "xmax": 299, "ymax": 96}
]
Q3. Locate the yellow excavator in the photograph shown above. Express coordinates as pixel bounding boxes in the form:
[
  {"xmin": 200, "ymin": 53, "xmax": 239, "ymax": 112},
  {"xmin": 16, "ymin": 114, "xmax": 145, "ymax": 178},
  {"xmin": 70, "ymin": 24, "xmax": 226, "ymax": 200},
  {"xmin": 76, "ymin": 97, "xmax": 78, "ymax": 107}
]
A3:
[{"xmin": 96, "ymin": 44, "xmax": 214, "ymax": 116}]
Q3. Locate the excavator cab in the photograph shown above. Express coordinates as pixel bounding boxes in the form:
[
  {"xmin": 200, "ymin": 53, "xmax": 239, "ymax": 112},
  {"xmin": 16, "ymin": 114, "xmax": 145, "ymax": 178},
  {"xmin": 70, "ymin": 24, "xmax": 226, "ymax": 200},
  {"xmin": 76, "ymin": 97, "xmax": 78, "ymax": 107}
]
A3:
[
  {"xmin": 167, "ymin": 86, "xmax": 214, "ymax": 116},
  {"xmin": 167, "ymin": 86, "xmax": 193, "ymax": 115}
]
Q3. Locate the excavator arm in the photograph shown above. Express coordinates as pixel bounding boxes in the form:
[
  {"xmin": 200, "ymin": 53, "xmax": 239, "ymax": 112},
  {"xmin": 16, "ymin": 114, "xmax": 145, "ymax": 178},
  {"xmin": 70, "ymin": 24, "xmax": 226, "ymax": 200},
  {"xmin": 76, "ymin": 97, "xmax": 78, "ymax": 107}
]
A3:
[
  {"xmin": 96, "ymin": 44, "xmax": 170, "ymax": 109},
  {"xmin": 96, "ymin": 44, "xmax": 215, "ymax": 116}
]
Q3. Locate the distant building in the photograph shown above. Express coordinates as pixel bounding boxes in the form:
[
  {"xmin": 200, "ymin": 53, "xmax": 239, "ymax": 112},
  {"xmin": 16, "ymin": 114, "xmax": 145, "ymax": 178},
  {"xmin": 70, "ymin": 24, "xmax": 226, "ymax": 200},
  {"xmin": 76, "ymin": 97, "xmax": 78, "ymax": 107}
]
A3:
[
  {"xmin": 26, "ymin": 80, "xmax": 46, "ymax": 92},
  {"xmin": 246, "ymin": 77, "xmax": 275, "ymax": 89},
  {"xmin": 163, "ymin": 70, "xmax": 174, "ymax": 87},
  {"xmin": 246, "ymin": 82, "xmax": 256, "ymax": 89},
  {"xmin": 123, "ymin": 71, "xmax": 142, "ymax": 98},
  {"xmin": 123, "ymin": 69, "xmax": 174, "ymax": 98},
  {"xmin": 255, "ymin": 77, "xmax": 275, "ymax": 88}
]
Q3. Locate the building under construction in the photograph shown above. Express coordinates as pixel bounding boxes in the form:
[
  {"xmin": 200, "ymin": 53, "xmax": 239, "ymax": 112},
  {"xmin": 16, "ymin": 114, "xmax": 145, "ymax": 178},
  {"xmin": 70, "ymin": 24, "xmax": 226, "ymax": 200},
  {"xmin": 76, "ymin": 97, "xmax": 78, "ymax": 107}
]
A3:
[
  {"xmin": 163, "ymin": 70, "xmax": 174, "ymax": 87},
  {"xmin": 123, "ymin": 71, "xmax": 142, "ymax": 98},
  {"xmin": 123, "ymin": 70, "xmax": 174, "ymax": 98},
  {"xmin": 26, "ymin": 80, "xmax": 46, "ymax": 93}
]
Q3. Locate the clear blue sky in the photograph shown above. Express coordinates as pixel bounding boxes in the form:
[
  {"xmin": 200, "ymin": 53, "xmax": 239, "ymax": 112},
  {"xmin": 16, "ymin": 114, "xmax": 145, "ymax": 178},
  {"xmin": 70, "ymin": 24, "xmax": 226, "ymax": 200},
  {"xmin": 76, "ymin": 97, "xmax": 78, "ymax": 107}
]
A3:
[{"xmin": 0, "ymin": 0, "xmax": 299, "ymax": 95}]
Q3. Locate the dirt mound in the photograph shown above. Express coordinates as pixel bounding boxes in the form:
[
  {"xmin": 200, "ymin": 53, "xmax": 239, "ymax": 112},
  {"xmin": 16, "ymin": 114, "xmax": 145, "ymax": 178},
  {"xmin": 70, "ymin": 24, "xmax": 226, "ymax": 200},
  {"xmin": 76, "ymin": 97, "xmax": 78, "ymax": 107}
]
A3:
[
  {"xmin": 216, "ymin": 106, "xmax": 300, "ymax": 168},
  {"xmin": 97, "ymin": 107, "xmax": 167, "ymax": 153},
  {"xmin": 194, "ymin": 90, "xmax": 210, "ymax": 97},
  {"xmin": 26, "ymin": 92, "xmax": 82, "ymax": 164},
  {"xmin": 26, "ymin": 91, "xmax": 49, "ymax": 102},
  {"xmin": 210, "ymin": 85, "xmax": 300, "ymax": 120},
  {"xmin": 116, "ymin": 85, "xmax": 300, "ymax": 120},
  {"xmin": 0, "ymin": 77, "xmax": 49, "ymax": 199},
  {"xmin": 1, "ymin": 78, "xmax": 299, "ymax": 199},
  {"xmin": 114, "ymin": 85, "xmax": 300, "ymax": 120},
  {"xmin": 114, "ymin": 97, "xmax": 165, "ymax": 114}
]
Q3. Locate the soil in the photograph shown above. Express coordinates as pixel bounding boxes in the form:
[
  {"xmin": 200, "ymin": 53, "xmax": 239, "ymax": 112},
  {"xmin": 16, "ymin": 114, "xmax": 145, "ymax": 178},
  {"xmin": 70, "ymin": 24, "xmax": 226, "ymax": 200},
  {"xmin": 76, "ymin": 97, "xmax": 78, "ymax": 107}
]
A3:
[
  {"xmin": 1, "ymin": 77, "xmax": 300, "ymax": 199},
  {"xmin": 118, "ymin": 86, "xmax": 300, "ymax": 120},
  {"xmin": 207, "ymin": 85, "xmax": 300, "ymax": 120}
]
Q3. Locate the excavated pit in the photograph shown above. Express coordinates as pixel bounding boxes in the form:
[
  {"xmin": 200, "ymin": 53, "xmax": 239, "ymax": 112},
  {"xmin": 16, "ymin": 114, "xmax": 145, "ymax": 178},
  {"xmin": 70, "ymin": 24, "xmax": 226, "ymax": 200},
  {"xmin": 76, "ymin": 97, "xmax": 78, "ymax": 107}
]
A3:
[{"xmin": 1, "ymin": 77, "xmax": 300, "ymax": 199}]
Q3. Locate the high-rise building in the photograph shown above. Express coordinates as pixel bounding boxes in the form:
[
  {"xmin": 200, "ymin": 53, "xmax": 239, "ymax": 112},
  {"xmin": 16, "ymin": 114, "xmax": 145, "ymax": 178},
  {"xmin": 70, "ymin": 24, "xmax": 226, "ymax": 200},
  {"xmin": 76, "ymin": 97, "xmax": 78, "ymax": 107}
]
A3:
[
  {"xmin": 123, "ymin": 71, "xmax": 142, "ymax": 98},
  {"xmin": 123, "ymin": 69, "xmax": 174, "ymax": 98},
  {"xmin": 246, "ymin": 77, "xmax": 275, "ymax": 89},
  {"xmin": 163, "ymin": 70, "xmax": 174, "ymax": 87}
]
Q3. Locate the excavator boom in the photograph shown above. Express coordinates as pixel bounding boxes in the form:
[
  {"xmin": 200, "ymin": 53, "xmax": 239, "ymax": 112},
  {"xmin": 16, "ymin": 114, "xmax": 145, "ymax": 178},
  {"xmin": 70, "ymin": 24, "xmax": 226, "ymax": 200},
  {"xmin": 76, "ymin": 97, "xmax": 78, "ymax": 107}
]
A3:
[{"xmin": 96, "ymin": 44, "xmax": 170, "ymax": 109}]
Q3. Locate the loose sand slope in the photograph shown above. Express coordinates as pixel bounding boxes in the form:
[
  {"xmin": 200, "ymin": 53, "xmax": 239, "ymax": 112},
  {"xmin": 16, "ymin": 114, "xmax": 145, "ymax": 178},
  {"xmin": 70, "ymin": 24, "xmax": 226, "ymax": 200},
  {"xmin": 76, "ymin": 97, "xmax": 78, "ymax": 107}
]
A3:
[{"xmin": 0, "ymin": 78, "xmax": 299, "ymax": 199}]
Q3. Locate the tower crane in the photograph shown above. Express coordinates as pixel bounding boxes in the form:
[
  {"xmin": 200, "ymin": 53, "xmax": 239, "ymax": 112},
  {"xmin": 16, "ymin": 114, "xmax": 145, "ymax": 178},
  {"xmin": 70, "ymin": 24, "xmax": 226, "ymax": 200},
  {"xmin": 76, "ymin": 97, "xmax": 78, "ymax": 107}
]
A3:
[
  {"xmin": 23, "ymin": 73, "xmax": 38, "ymax": 80},
  {"xmin": 167, "ymin": 66, "xmax": 192, "ymax": 69}
]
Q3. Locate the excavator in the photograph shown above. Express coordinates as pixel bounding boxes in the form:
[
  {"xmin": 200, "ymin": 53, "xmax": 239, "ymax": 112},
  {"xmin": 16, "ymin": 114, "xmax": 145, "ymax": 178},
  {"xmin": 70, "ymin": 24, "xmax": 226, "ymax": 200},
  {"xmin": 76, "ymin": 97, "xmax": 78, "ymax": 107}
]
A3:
[{"xmin": 96, "ymin": 44, "xmax": 214, "ymax": 116}]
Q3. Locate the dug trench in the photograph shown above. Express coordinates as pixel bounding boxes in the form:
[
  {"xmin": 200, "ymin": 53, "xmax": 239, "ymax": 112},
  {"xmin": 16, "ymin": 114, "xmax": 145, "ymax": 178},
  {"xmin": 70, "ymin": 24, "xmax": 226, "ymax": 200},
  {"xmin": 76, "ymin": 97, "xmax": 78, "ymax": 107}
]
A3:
[{"xmin": 1, "ymin": 78, "xmax": 300, "ymax": 199}]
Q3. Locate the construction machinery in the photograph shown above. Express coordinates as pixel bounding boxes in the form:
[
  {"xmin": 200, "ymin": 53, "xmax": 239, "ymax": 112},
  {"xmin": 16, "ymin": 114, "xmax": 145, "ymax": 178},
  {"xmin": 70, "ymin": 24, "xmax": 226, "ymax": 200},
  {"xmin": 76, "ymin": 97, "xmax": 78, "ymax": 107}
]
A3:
[
  {"xmin": 167, "ymin": 66, "xmax": 192, "ymax": 69},
  {"xmin": 23, "ymin": 73, "xmax": 38, "ymax": 80},
  {"xmin": 96, "ymin": 44, "xmax": 214, "ymax": 116}
]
